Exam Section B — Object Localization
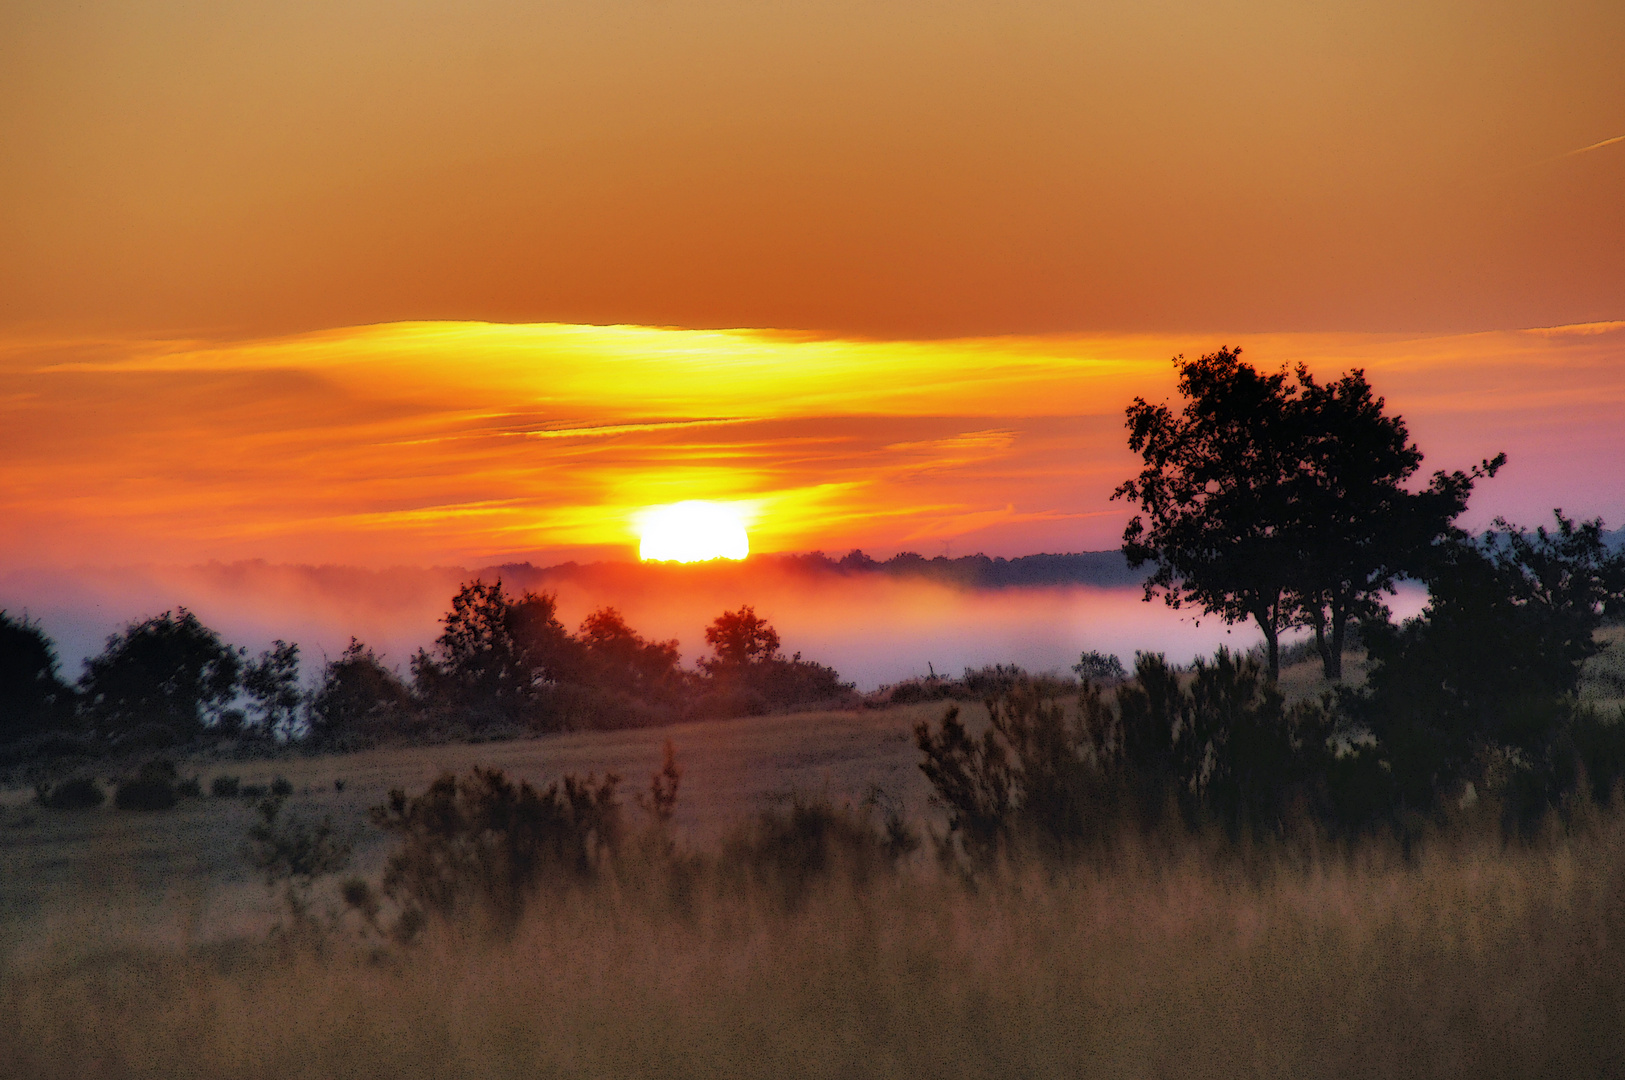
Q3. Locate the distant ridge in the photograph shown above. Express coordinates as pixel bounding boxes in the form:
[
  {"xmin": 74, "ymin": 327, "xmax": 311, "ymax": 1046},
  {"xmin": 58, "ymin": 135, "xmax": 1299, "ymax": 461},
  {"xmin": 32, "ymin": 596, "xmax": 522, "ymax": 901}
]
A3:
[{"xmin": 485, "ymin": 549, "xmax": 1145, "ymax": 590}]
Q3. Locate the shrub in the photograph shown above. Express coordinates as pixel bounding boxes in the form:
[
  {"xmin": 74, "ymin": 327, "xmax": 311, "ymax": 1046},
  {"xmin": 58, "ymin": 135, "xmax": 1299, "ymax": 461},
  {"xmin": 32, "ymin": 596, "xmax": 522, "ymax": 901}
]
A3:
[
  {"xmin": 270, "ymin": 776, "xmax": 293, "ymax": 797},
  {"xmin": 245, "ymin": 795, "xmax": 353, "ymax": 923},
  {"xmin": 211, "ymin": 775, "xmax": 241, "ymax": 798},
  {"xmin": 364, "ymin": 766, "xmax": 623, "ymax": 937},
  {"xmin": 720, "ymin": 794, "xmax": 918, "ymax": 907},
  {"xmin": 115, "ymin": 778, "xmax": 177, "ymax": 811},
  {"xmin": 174, "ymin": 776, "xmax": 202, "ymax": 798},
  {"xmin": 1073, "ymin": 650, "xmax": 1127, "ymax": 682},
  {"xmin": 36, "ymin": 776, "xmax": 105, "ymax": 810}
]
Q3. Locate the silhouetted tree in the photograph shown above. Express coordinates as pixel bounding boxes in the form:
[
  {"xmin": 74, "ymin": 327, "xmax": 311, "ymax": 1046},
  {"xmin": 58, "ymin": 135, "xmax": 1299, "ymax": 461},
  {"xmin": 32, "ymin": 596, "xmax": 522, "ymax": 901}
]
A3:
[
  {"xmin": 309, "ymin": 639, "xmax": 414, "ymax": 742},
  {"xmin": 79, "ymin": 609, "xmax": 242, "ymax": 740},
  {"xmin": 0, "ymin": 611, "xmax": 73, "ymax": 741},
  {"xmin": 1353, "ymin": 512, "xmax": 1625, "ymax": 824},
  {"xmin": 1286, "ymin": 366, "xmax": 1502, "ymax": 679},
  {"xmin": 1115, "ymin": 348, "xmax": 1501, "ymax": 680},
  {"xmin": 578, "ymin": 607, "xmax": 681, "ymax": 699},
  {"xmin": 412, "ymin": 580, "xmax": 579, "ymax": 725},
  {"xmin": 243, "ymin": 640, "xmax": 302, "ymax": 740},
  {"xmin": 699, "ymin": 607, "xmax": 849, "ymax": 713},
  {"xmin": 701, "ymin": 606, "xmax": 781, "ymax": 672}
]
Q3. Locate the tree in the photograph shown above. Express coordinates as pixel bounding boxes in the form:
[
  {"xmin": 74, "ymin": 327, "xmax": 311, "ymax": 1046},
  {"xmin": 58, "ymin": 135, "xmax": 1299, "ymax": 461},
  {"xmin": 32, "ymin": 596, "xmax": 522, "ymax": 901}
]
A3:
[
  {"xmin": 79, "ymin": 609, "xmax": 242, "ymax": 739},
  {"xmin": 243, "ymin": 640, "xmax": 302, "ymax": 740},
  {"xmin": 578, "ymin": 607, "xmax": 681, "ymax": 699},
  {"xmin": 1115, "ymin": 348, "xmax": 1501, "ymax": 681},
  {"xmin": 698, "ymin": 607, "xmax": 849, "ymax": 713},
  {"xmin": 0, "ymin": 611, "xmax": 72, "ymax": 741},
  {"xmin": 701, "ymin": 606, "xmax": 781, "ymax": 672},
  {"xmin": 1286, "ymin": 367, "xmax": 1502, "ymax": 679},
  {"xmin": 412, "ymin": 580, "xmax": 579, "ymax": 724},
  {"xmin": 1353, "ymin": 512, "xmax": 1625, "ymax": 821},
  {"xmin": 309, "ymin": 639, "xmax": 414, "ymax": 742}
]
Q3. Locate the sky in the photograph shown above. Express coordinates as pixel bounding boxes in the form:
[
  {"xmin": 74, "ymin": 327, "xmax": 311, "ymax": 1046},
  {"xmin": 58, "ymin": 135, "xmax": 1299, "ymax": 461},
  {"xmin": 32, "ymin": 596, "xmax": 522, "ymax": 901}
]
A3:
[
  {"xmin": 1, "ymin": 0, "xmax": 1621, "ymax": 339},
  {"xmin": 1, "ymin": 1, "xmax": 1622, "ymax": 676}
]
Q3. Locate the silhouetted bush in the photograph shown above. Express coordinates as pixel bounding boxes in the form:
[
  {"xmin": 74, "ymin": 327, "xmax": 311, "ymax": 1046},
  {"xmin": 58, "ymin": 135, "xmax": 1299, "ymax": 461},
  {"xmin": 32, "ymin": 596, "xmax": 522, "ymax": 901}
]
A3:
[
  {"xmin": 917, "ymin": 647, "xmax": 1336, "ymax": 866},
  {"xmin": 211, "ymin": 775, "xmax": 241, "ymax": 797},
  {"xmin": 174, "ymin": 776, "xmax": 202, "ymax": 798},
  {"xmin": 115, "ymin": 778, "xmax": 177, "ymax": 811},
  {"xmin": 245, "ymin": 794, "xmax": 353, "ymax": 924},
  {"xmin": 36, "ymin": 776, "xmax": 105, "ymax": 810},
  {"xmin": 364, "ymin": 766, "xmax": 623, "ymax": 937},
  {"xmin": 271, "ymin": 776, "xmax": 293, "ymax": 797},
  {"xmin": 720, "ymin": 794, "xmax": 918, "ymax": 907}
]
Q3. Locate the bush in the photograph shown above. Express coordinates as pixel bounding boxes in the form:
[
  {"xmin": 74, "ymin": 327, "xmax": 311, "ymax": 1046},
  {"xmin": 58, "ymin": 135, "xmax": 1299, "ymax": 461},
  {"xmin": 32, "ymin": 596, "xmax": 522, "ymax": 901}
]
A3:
[
  {"xmin": 245, "ymin": 794, "xmax": 353, "ymax": 923},
  {"xmin": 270, "ymin": 776, "xmax": 293, "ymax": 797},
  {"xmin": 36, "ymin": 777, "xmax": 105, "ymax": 810},
  {"xmin": 115, "ymin": 777, "xmax": 177, "ymax": 811},
  {"xmin": 364, "ymin": 766, "xmax": 623, "ymax": 937},
  {"xmin": 720, "ymin": 794, "xmax": 918, "ymax": 907},
  {"xmin": 174, "ymin": 776, "xmax": 202, "ymax": 798},
  {"xmin": 211, "ymin": 775, "xmax": 240, "ymax": 798}
]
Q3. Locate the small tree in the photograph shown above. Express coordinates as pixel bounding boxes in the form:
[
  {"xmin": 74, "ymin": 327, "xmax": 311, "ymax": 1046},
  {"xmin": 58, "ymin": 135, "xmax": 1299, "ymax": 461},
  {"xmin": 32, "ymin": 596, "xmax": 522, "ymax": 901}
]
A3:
[
  {"xmin": 578, "ymin": 607, "xmax": 681, "ymax": 699},
  {"xmin": 0, "ymin": 611, "xmax": 72, "ymax": 741},
  {"xmin": 413, "ymin": 580, "xmax": 579, "ymax": 725},
  {"xmin": 243, "ymin": 640, "xmax": 302, "ymax": 740},
  {"xmin": 79, "ymin": 609, "xmax": 242, "ymax": 739},
  {"xmin": 309, "ymin": 639, "xmax": 413, "ymax": 742},
  {"xmin": 701, "ymin": 606, "xmax": 781, "ymax": 672}
]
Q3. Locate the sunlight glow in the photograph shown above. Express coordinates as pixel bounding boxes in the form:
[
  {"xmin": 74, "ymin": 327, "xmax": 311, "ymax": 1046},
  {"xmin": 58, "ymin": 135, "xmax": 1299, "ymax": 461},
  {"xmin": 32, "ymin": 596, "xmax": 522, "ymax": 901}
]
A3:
[{"xmin": 637, "ymin": 501, "xmax": 751, "ymax": 563}]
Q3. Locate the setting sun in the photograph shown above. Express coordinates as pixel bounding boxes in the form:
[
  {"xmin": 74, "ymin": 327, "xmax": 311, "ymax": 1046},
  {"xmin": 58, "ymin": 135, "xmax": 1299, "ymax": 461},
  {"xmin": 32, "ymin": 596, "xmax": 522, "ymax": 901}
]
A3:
[{"xmin": 637, "ymin": 501, "xmax": 751, "ymax": 563}]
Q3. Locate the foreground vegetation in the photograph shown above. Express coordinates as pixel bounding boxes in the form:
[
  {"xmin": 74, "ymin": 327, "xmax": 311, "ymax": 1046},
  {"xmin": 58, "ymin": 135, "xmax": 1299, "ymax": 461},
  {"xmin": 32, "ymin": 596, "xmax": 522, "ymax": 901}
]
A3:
[{"xmin": 8, "ymin": 777, "xmax": 1625, "ymax": 1079}]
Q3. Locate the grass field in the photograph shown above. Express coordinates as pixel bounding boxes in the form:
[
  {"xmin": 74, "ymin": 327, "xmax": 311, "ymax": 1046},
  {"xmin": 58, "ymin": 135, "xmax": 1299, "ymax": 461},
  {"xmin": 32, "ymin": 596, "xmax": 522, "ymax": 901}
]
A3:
[{"xmin": 6, "ymin": 645, "xmax": 1625, "ymax": 1078}]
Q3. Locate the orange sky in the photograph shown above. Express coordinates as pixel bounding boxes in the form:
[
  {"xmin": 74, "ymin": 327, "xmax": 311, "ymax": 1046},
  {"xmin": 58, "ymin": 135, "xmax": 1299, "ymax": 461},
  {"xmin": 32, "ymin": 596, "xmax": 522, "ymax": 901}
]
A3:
[
  {"xmin": 2, "ymin": 321, "xmax": 1621, "ymax": 568},
  {"xmin": 1, "ymin": 2, "xmax": 1622, "ymax": 572},
  {"xmin": 1, "ymin": 0, "xmax": 1622, "ymax": 339}
]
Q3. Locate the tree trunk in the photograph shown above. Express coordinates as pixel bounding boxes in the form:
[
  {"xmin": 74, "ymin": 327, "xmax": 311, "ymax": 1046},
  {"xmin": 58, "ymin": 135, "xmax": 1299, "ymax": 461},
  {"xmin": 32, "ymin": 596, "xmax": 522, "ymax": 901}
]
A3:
[
  {"xmin": 1325, "ymin": 601, "xmax": 1347, "ymax": 682},
  {"xmin": 1257, "ymin": 619, "xmax": 1280, "ymax": 683}
]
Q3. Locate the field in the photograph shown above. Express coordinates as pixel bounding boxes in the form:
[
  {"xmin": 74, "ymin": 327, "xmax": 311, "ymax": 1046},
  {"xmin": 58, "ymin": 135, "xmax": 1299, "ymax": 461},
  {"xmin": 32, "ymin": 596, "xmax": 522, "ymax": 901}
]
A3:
[{"xmin": 6, "ymin": 651, "xmax": 1625, "ymax": 1078}]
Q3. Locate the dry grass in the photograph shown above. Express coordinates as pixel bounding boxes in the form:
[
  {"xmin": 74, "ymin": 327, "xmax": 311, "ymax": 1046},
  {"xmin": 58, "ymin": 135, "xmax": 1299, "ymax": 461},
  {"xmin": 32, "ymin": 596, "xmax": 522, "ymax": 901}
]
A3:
[{"xmin": 7, "ymin": 804, "xmax": 1625, "ymax": 1079}]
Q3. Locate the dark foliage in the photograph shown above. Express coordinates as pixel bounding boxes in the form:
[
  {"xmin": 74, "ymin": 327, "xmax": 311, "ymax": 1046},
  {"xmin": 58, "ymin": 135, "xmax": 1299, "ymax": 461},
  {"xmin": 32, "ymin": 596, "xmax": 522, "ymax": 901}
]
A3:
[
  {"xmin": 1114, "ymin": 347, "xmax": 1500, "ymax": 680},
  {"xmin": 1073, "ymin": 650, "xmax": 1127, "ymax": 682},
  {"xmin": 211, "ymin": 774, "xmax": 241, "ymax": 797},
  {"xmin": 365, "ymin": 766, "xmax": 623, "ymax": 936},
  {"xmin": 1351, "ymin": 512, "xmax": 1625, "ymax": 829},
  {"xmin": 308, "ymin": 639, "xmax": 414, "ymax": 745},
  {"xmin": 412, "ymin": 581, "xmax": 579, "ymax": 729},
  {"xmin": 721, "ymin": 794, "xmax": 919, "ymax": 907},
  {"xmin": 36, "ymin": 776, "xmax": 105, "ymax": 810},
  {"xmin": 245, "ymin": 793, "xmax": 353, "ymax": 922},
  {"xmin": 112, "ymin": 756, "xmax": 176, "ymax": 808},
  {"xmin": 79, "ymin": 609, "xmax": 242, "ymax": 739},
  {"xmin": 0, "ymin": 611, "xmax": 74, "ymax": 742},
  {"xmin": 699, "ymin": 606, "xmax": 852, "ymax": 714},
  {"xmin": 242, "ymin": 640, "xmax": 302, "ymax": 740},
  {"xmin": 578, "ymin": 607, "xmax": 684, "ymax": 701},
  {"xmin": 917, "ymin": 648, "xmax": 1335, "ymax": 864}
]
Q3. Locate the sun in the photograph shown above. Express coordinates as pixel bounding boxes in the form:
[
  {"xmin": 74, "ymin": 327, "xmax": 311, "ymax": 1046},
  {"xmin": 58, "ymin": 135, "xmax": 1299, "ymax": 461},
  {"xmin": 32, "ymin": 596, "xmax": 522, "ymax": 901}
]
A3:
[{"xmin": 637, "ymin": 501, "xmax": 751, "ymax": 562}]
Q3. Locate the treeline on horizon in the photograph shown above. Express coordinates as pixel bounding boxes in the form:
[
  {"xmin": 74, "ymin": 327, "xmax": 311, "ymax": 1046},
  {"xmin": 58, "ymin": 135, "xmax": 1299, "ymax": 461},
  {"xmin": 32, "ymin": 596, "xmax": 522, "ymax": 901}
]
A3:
[{"xmin": 0, "ymin": 582, "xmax": 852, "ymax": 767}]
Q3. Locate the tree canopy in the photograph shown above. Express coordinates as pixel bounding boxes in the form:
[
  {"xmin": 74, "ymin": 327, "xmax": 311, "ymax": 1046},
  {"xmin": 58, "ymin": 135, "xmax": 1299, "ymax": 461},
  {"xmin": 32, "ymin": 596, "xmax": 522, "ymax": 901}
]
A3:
[
  {"xmin": 79, "ymin": 609, "xmax": 242, "ymax": 739},
  {"xmin": 1115, "ymin": 347, "xmax": 1502, "ymax": 680}
]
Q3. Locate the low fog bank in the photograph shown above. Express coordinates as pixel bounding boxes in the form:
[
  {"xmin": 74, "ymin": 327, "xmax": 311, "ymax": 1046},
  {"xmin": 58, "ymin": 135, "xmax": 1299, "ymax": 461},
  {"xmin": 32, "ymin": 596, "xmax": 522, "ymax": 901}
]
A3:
[{"xmin": 1, "ymin": 553, "xmax": 1355, "ymax": 692}]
